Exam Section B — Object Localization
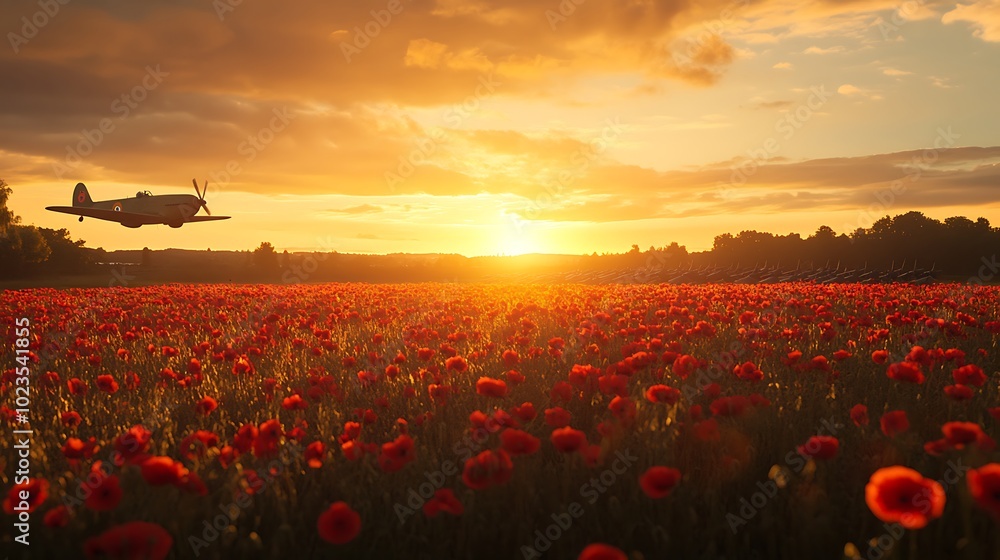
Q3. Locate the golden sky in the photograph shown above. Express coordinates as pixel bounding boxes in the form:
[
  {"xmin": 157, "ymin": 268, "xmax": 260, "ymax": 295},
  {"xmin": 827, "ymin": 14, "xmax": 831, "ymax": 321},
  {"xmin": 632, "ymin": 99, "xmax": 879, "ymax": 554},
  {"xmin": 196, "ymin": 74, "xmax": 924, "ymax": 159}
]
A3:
[{"xmin": 3, "ymin": 0, "xmax": 999, "ymax": 255}]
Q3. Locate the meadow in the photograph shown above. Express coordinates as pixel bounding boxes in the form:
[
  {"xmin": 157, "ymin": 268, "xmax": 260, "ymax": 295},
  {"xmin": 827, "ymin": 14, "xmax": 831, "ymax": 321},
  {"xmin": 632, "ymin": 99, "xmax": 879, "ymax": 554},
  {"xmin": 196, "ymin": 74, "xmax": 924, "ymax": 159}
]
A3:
[{"xmin": 2, "ymin": 282, "xmax": 999, "ymax": 560}]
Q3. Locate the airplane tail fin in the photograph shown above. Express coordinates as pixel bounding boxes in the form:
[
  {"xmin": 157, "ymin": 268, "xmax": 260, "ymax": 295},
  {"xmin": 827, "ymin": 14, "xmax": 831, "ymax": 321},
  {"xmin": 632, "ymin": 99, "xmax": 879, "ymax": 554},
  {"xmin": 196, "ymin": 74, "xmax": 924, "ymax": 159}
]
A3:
[{"xmin": 73, "ymin": 183, "xmax": 93, "ymax": 207}]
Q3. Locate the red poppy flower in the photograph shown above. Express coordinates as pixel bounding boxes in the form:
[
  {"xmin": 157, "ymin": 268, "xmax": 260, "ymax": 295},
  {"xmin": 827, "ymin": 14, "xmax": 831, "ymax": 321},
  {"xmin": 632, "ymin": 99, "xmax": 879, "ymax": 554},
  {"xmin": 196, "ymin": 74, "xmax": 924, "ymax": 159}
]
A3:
[
  {"xmin": 67, "ymin": 377, "xmax": 88, "ymax": 396},
  {"xmin": 281, "ymin": 394, "xmax": 308, "ymax": 410},
  {"xmin": 968, "ymin": 463, "xmax": 1000, "ymax": 519},
  {"xmin": 512, "ymin": 402, "xmax": 537, "ymax": 422},
  {"xmin": 232, "ymin": 355, "xmax": 254, "ymax": 375},
  {"xmin": 232, "ymin": 424, "xmax": 257, "ymax": 454},
  {"xmin": 378, "ymin": 434, "xmax": 416, "ymax": 473},
  {"xmin": 645, "ymin": 384, "xmax": 680, "ymax": 405},
  {"xmin": 178, "ymin": 471, "xmax": 207, "ymax": 496},
  {"xmin": 544, "ymin": 407, "xmax": 572, "ymax": 428},
  {"xmin": 462, "ymin": 449, "xmax": 513, "ymax": 490},
  {"xmin": 317, "ymin": 501, "xmax": 361, "ymax": 544},
  {"xmin": 797, "ymin": 436, "xmax": 839, "ymax": 460},
  {"xmin": 886, "ymin": 361, "xmax": 924, "ymax": 384},
  {"xmin": 140, "ymin": 456, "xmax": 188, "ymax": 486},
  {"xmin": 305, "ymin": 441, "xmax": 326, "ymax": 468},
  {"xmin": 783, "ymin": 350, "xmax": 803, "ymax": 366},
  {"xmin": 83, "ymin": 521, "xmax": 173, "ymax": 560},
  {"xmin": 672, "ymin": 354, "xmax": 698, "ymax": 379},
  {"xmin": 60, "ymin": 410, "xmax": 82, "ymax": 427},
  {"xmin": 880, "ymin": 411, "xmax": 910, "ymax": 437},
  {"xmin": 423, "ymin": 488, "xmax": 464, "ymax": 517},
  {"xmin": 506, "ymin": 370, "xmax": 526, "ymax": 385},
  {"xmin": 551, "ymin": 381, "xmax": 574, "ymax": 403},
  {"xmin": 953, "ymin": 364, "xmax": 986, "ymax": 387},
  {"xmin": 578, "ymin": 543, "xmax": 627, "ymax": 560},
  {"xmin": 550, "ymin": 427, "xmax": 587, "ymax": 453},
  {"xmin": 445, "ymin": 356, "xmax": 468, "ymax": 373},
  {"xmin": 428, "ymin": 384, "xmax": 451, "ymax": 405},
  {"xmin": 865, "ymin": 466, "xmax": 945, "ymax": 529},
  {"xmin": 85, "ymin": 474, "xmax": 122, "ymax": 511},
  {"xmin": 114, "ymin": 425, "xmax": 152, "ymax": 465},
  {"xmin": 95, "ymin": 374, "xmax": 119, "ymax": 394},
  {"xmin": 809, "ymin": 355, "xmax": 831, "ymax": 372},
  {"xmin": 608, "ymin": 396, "xmax": 636, "ymax": 423},
  {"xmin": 939, "ymin": 421, "xmax": 994, "ymax": 451},
  {"xmin": 476, "ymin": 377, "xmax": 508, "ymax": 398},
  {"xmin": 639, "ymin": 466, "xmax": 682, "ymax": 499},
  {"xmin": 733, "ymin": 361, "xmax": 764, "ymax": 382},
  {"xmin": 500, "ymin": 428, "xmax": 540, "ymax": 456},
  {"xmin": 905, "ymin": 346, "xmax": 931, "ymax": 365},
  {"xmin": 254, "ymin": 419, "xmax": 284, "ymax": 458},
  {"xmin": 850, "ymin": 404, "xmax": 869, "ymax": 427},
  {"xmin": 44, "ymin": 505, "xmax": 71, "ymax": 528},
  {"xmin": 194, "ymin": 395, "xmax": 217, "ymax": 415},
  {"xmin": 872, "ymin": 350, "xmax": 889, "ymax": 364},
  {"xmin": 62, "ymin": 437, "xmax": 99, "ymax": 461},
  {"xmin": 3, "ymin": 478, "xmax": 48, "ymax": 514},
  {"xmin": 180, "ymin": 430, "xmax": 220, "ymax": 460},
  {"xmin": 944, "ymin": 384, "xmax": 974, "ymax": 401},
  {"xmin": 502, "ymin": 349, "xmax": 520, "ymax": 367},
  {"xmin": 924, "ymin": 438, "xmax": 950, "ymax": 456}
]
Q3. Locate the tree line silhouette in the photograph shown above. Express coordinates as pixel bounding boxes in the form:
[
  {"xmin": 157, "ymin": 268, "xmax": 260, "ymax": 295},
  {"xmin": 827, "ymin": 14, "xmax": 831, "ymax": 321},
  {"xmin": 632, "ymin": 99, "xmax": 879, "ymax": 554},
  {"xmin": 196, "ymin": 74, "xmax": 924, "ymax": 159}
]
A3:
[
  {"xmin": 0, "ymin": 179, "xmax": 105, "ymax": 279},
  {"xmin": 1, "ymin": 180, "xmax": 997, "ymax": 283}
]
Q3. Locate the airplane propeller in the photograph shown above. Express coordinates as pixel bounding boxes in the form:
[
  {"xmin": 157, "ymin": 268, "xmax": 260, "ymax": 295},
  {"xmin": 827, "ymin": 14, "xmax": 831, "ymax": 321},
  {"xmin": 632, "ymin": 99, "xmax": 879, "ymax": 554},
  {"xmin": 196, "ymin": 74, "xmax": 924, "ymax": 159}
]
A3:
[{"xmin": 191, "ymin": 178, "xmax": 212, "ymax": 215}]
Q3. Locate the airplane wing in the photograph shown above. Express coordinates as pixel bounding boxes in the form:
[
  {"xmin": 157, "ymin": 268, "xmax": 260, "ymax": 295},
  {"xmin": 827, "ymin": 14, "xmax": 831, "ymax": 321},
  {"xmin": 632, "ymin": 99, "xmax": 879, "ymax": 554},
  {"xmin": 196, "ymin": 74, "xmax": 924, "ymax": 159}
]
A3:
[
  {"xmin": 45, "ymin": 206, "xmax": 151, "ymax": 223},
  {"xmin": 185, "ymin": 216, "xmax": 231, "ymax": 222}
]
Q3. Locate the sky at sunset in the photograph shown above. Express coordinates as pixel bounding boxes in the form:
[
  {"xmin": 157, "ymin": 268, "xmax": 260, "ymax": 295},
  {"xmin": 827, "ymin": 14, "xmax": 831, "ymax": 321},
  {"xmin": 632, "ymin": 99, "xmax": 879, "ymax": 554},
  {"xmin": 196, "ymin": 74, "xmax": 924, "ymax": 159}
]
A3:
[{"xmin": 3, "ymin": 0, "xmax": 999, "ymax": 256}]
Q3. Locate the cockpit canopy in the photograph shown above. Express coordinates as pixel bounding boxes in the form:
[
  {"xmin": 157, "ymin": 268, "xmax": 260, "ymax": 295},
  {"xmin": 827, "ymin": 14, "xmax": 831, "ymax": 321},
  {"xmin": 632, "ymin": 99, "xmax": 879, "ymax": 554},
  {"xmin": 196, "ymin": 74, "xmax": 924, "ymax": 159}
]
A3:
[{"xmin": 135, "ymin": 190, "xmax": 153, "ymax": 198}]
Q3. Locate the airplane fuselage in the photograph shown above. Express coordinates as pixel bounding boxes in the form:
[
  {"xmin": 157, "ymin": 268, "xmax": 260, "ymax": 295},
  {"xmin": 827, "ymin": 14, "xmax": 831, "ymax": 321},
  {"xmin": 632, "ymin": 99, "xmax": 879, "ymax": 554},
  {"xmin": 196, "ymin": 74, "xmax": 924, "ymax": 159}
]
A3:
[
  {"xmin": 46, "ymin": 182, "xmax": 230, "ymax": 227},
  {"xmin": 91, "ymin": 194, "xmax": 204, "ymax": 227}
]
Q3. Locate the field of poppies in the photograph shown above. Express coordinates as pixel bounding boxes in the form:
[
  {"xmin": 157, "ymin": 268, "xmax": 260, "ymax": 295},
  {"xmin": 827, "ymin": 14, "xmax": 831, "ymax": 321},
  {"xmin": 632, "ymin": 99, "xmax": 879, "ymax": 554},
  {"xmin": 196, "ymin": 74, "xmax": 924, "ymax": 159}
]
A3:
[{"xmin": 2, "ymin": 282, "xmax": 999, "ymax": 560}]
